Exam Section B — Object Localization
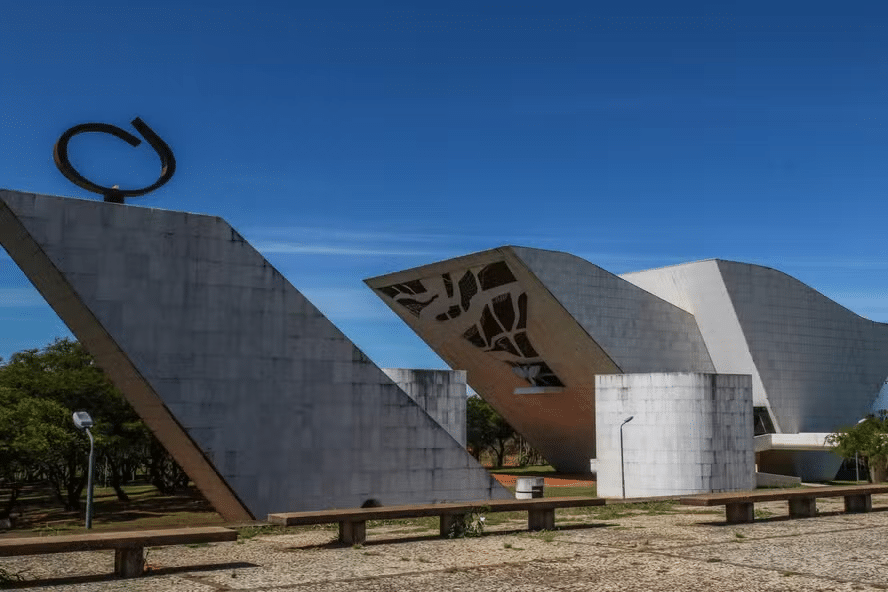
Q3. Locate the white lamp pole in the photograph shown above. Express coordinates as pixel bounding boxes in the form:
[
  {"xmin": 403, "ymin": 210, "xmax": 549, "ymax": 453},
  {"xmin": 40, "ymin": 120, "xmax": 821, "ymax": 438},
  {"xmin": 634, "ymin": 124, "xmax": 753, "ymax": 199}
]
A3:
[
  {"xmin": 620, "ymin": 416, "xmax": 634, "ymax": 499},
  {"xmin": 73, "ymin": 411, "xmax": 96, "ymax": 529},
  {"xmin": 856, "ymin": 417, "xmax": 867, "ymax": 483}
]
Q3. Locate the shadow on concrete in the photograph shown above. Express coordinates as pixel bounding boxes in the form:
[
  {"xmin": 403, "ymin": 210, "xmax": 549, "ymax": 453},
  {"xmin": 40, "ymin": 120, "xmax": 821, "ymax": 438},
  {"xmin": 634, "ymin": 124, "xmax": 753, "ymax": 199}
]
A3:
[
  {"xmin": 691, "ymin": 505, "xmax": 888, "ymax": 526},
  {"xmin": 2, "ymin": 562, "xmax": 257, "ymax": 589},
  {"xmin": 281, "ymin": 522, "xmax": 616, "ymax": 550}
]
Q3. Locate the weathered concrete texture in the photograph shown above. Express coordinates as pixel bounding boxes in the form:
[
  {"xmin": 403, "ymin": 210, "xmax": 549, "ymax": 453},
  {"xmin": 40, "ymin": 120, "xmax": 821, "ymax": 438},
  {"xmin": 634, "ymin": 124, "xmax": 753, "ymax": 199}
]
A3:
[
  {"xmin": 382, "ymin": 369, "xmax": 467, "ymax": 446},
  {"xmin": 0, "ymin": 190, "xmax": 509, "ymax": 520},
  {"xmin": 595, "ymin": 373, "xmax": 755, "ymax": 497},
  {"xmin": 367, "ymin": 247, "xmax": 615, "ymax": 473},
  {"xmin": 510, "ymin": 247, "xmax": 716, "ymax": 374},
  {"xmin": 367, "ymin": 247, "xmax": 720, "ymax": 473},
  {"xmin": 370, "ymin": 247, "xmax": 884, "ymax": 483},
  {"xmin": 623, "ymin": 259, "xmax": 888, "ymax": 481}
]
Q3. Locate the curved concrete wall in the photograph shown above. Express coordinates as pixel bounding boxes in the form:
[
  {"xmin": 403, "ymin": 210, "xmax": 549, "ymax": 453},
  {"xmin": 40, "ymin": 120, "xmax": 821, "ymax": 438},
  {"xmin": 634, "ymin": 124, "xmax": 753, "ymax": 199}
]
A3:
[{"xmin": 595, "ymin": 373, "xmax": 755, "ymax": 497}]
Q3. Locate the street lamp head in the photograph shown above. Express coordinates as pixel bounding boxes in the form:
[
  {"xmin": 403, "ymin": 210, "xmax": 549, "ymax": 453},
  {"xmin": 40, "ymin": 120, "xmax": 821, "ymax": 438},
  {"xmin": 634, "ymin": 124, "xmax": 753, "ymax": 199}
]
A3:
[
  {"xmin": 73, "ymin": 411, "xmax": 93, "ymax": 429},
  {"xmin": 622, "ymin": 416, "xmax": 634, "ymax": 425}
]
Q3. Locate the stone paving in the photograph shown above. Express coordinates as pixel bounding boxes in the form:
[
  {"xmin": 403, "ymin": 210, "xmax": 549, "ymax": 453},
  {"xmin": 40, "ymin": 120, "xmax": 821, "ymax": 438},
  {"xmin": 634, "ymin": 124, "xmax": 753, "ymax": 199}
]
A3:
[{"xmin": 4, "ymin": 496, "xmax": 888, "ymax": 591}]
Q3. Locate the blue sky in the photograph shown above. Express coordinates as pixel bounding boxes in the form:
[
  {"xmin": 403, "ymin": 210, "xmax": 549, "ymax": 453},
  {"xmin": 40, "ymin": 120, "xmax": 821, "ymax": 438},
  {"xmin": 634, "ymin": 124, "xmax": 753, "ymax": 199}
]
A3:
[{"xmin": 1, "ymin": 1, "xmax": 887, "ymax": 368}]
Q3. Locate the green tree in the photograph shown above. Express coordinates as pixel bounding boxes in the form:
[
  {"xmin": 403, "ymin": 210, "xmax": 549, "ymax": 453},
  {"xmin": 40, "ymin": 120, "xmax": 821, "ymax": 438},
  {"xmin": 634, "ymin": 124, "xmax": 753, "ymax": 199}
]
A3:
[
  {"xmin": 0, "ymin": 338, "xmax": 156, "ymax": 507},
  {"xmin": 466, "ymin": 396, "xmax": 518, "ymax": 467},
  {"xmin": 826, "ymin": 412, "xmax": 888, "ymax": 483},
  {"xmin": 466, "ymin": 396, "xmax": 497, "ymax": 461},
  {"xmin": 0, "ymin": 387, "xmax": 34, "ymax": 520}
]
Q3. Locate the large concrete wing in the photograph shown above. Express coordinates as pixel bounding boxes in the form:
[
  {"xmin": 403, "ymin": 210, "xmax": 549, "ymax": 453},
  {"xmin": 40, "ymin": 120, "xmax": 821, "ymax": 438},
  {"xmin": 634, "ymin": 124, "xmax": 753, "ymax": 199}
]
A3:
[
  {"xmin": 366, "ymin": 246, "xmax": 714, "ymax": 473},
  {"xmin": 0, "ymin": 190, "xmax": 508, "ymax": 520}
]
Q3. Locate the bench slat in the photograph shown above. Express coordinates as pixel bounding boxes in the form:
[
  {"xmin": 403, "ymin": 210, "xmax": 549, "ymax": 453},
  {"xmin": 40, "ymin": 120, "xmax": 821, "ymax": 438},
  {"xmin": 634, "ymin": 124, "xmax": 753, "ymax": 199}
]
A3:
[
  {"xmin": 0, "ymin": 526, "xmax": 236, "ymax": 556},
  {"xmin": 268, "ymin": 497, "xmax": 605, "ymax": 526},
  {"xmin": 681, "ymin": 485, "xmax": 888, "ymax": 507}
]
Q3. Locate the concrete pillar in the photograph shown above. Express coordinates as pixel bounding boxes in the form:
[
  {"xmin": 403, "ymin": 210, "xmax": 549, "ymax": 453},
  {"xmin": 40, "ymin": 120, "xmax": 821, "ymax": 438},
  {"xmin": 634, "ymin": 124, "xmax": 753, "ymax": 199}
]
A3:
[
  {"xmin": 114, "ymin": 547, "xmax": 144, "ymax": 578},
  {"xmin": 440, "ymin": 513, "xmax": 468, "ymax": 537},
  {"xmin": 338, "ymin": 521, "xmax": 367, "ymax": 545},
  {"xmin": 844, "ymin": 494, "xmax": 872, "ymax": 513},
  {"xmin": 788, "ymin": 497, "xmax": 817, "ymax": 518},
  {"xmin": 725, "ymin": 502, "xmax": 754, "ymax": 524},
  {"xmin": 528, "ymin": 508, "xmax": 555, "ymax": 531}
]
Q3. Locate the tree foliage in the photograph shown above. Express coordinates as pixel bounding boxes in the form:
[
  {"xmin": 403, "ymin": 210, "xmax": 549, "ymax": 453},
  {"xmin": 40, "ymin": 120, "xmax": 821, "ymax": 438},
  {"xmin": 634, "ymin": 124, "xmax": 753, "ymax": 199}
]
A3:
[
  {"xmin": 466, "ymin": 396, "xmax": 541, "ymax": 467},
  {"xmin": 0, "ymin": 338, "xmax": 189, "ymax": 516},
  {"xmin": 826, "ymin": 411, "xmax": 888, "ymax": 483}
]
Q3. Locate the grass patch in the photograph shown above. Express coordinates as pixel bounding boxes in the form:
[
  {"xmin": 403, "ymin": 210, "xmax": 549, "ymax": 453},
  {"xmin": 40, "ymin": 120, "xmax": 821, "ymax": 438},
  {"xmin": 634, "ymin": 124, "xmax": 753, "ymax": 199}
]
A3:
[
  {"xmin": 571, "ymin": 500, "xmax": 679, "ymax": 521},
  {"xmin": 0, "ymin": 567, "xmax": 26, "ymax": 586},
  {"xmin": 235, "ymin": 524, "xmax": 291, "ymax": 540},
  {"xmin": 535, "ymin": 530, "xmax": 557, "ymax": 543},
  {"xmin": 5, "ymin": 480, "xmax": 222, "ymax": 536},
  {"xmin": 543, "ymin": 485, "xmax": 596, "ymax": 498},
  {"xmin": 368, "ymin": 517, "xmax": 439, "ymax": 530},
  {"xmin": 488, "ymin": 465, "xmax": 556, "ymax": 476}
]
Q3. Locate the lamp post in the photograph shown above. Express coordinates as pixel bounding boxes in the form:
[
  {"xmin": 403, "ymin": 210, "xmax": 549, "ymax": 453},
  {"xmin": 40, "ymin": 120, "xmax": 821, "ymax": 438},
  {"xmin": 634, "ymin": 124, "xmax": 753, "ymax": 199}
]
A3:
[
  {"xmin": 73, "ymin": 411, "xmax": 95, "ymax": 529},
  {"xmin": 856, "ymin": 417, "xmax": 867, "ymax": 483},
  {"xmin": 620, "ymin": 416, "xmax": 634, "ymax": 499}
]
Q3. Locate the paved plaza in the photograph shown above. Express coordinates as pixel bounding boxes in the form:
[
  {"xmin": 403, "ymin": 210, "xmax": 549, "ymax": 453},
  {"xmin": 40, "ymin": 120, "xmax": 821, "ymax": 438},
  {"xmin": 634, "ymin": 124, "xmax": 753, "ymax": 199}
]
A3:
[{"xmin": 5, "ymin": 496, "xmax": 888, "ymax": 591}]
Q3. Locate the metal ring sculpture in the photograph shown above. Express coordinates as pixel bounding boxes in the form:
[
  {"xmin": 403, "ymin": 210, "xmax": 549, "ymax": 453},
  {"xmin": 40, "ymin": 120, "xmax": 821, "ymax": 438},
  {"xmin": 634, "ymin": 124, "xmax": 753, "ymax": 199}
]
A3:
[{"xmin": 53, "ymin": 118, "xmax": 176, "ymax": 204}]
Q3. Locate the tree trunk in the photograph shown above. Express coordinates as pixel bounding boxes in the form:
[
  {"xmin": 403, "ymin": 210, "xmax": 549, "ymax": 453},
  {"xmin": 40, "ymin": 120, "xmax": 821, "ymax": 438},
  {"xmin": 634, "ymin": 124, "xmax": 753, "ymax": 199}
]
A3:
[
  {"xmin": 870, "ymin": 460, "xmax": 888, "ymax": 483},
  {"xmin": 66, "ymin": 478, "xmax": 85, "ymax": 512},
  {"xmin": 110, "ymin": 477, "xmax": 130, "ymax": 502},
  {"xmin": 494, "ymin": 442, "xmax": 506, "ymax": 468},
  {"xmin": 107, "ymin": 460, "xmax": 130, "ymax": 502},
  {"xmin": 0, "ymin": 484, "xmax": 20, "ymax": 520}
]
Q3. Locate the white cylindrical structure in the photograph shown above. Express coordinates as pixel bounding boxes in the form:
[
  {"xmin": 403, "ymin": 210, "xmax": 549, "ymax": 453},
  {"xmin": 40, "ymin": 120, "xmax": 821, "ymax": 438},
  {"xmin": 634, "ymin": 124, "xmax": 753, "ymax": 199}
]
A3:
[
  {"xmin": 515, "ymin": 477, "xmax": 545, "ymax": 499},
  {"xmin": 595, "ymin": 373, "xmax": 755, "ymax": 498}
]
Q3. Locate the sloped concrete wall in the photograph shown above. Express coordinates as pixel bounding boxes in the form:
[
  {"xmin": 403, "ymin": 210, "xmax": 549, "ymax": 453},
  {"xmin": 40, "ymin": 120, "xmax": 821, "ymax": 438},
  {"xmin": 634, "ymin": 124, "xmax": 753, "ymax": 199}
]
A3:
[
  {"xmin": 596, "ymin": 373, "xmax": 755, "ymax": 497},
  {"xmin": 382, "ymin": 369, "xmax": 467, "ymax": 446},
  {"xmin": 511, "ymin": 247, "xmax": 715, "ymax": 374},
  {"xmin": 717, "ymin": 260, "xmax": 888, "ymax": 435},
  {"xmin": 367, "ymin": 248, "xmax": 618, "ymax": 473},
  {"xmin": 0, "ymin": 190, "xmax": 508, "ymax": 519}
]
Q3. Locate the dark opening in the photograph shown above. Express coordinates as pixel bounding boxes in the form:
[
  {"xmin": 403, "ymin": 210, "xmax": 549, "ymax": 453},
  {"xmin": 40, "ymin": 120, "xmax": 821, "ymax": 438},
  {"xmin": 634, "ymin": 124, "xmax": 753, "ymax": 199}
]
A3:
[{"xmin": 753, "ymin": 407, "xmax": 775, "ymax": 436}]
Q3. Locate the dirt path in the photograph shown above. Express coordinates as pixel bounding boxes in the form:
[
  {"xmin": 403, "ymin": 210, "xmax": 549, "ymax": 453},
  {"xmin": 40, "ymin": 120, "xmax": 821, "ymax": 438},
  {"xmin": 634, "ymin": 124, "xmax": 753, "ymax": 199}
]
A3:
[{"xmin": 491, "ymin": 473, "xmax": 595, "ymax": 488}]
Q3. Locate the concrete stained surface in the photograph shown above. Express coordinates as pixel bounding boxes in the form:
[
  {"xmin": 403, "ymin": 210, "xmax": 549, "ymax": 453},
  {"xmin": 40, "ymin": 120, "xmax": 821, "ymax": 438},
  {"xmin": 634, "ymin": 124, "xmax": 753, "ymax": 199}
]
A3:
[{"xmin": 5, "ymin": 496, "xmax": 888, "ymax": 591}]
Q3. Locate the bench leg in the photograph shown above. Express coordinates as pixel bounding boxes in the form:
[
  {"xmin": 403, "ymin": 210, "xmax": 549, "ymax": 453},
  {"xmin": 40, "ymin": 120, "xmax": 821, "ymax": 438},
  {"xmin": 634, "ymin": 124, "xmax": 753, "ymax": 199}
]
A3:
[
  {"xmin": 788, "ymin": 497, "xmax": 817, "ymax": 518},
  {"xmin": 528, "ymin": 508, "xmax": 555, "ymax": 531},
  {"xmin": 339, "ymin": 520, "xmax": 367, "ymax": 545},
  {"xmin": 440, "ymin": 513, "xmax": 467, "ymax": 538},
  {"xmin": 725, "ymin": 502, "xmax": 754, "ymax": 524},
  {"xmin": 114, "ymin": 547, "xmax": 144, "ymax": 578},
  {"xmin": 845, "ymin": 494, "xmax": 872, "ymax": 513}
]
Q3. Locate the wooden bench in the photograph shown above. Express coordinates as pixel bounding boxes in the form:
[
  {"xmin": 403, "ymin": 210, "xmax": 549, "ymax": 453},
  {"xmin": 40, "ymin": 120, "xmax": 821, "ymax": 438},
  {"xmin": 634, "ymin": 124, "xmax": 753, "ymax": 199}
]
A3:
[
  {"xmin": 681, "ymin": 484, "xmax": 888, "ymax": 524},
  {"xmin": 0, "ymin": 526, "xmax": 237, "ymax": 578},
  {"xmin": 268, "ymin": 496, "xmax": 606, "ymax": 545}
]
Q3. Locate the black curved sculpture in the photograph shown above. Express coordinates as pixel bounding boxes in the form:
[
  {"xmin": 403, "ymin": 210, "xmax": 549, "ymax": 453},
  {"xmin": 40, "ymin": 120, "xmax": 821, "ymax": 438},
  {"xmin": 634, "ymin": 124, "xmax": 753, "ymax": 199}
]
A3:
[{"xmin": 53, "ymin": 118, "xmax": 176, "ymax": 203}]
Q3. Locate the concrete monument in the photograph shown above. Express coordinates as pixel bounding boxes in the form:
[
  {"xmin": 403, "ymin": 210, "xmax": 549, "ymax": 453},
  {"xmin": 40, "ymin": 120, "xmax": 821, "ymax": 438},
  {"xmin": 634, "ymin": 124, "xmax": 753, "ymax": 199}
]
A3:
[
  {"xmin": 0, "ymin": 189, "xmax": 508, "ymax": 520},
  {"xmin": 367, "ymin": 247, "xmax": 888, "ymax": 482}
]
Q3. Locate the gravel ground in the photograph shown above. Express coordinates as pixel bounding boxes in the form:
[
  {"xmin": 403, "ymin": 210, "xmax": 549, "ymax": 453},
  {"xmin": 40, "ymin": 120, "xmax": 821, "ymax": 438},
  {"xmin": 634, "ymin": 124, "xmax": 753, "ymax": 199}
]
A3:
[{"xmin": 4, "ymin": 495, "xmax": 888, "ymax": 591}]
